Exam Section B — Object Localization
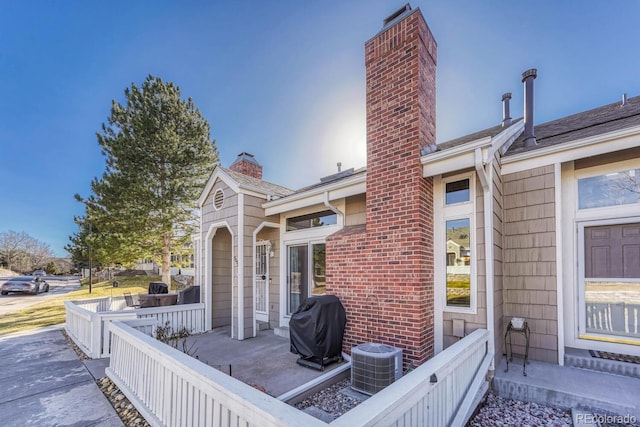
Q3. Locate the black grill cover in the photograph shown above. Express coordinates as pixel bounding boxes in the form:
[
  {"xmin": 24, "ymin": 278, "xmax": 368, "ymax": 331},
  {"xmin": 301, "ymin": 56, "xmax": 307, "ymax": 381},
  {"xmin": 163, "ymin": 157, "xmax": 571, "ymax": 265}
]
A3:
[
  {"xmin": 290, "ymin": 295, "xmax": 346, "ymax": 360},
  {"xmin": 148, "ymin": 282, "xmax": 168, "ymax": 294}
]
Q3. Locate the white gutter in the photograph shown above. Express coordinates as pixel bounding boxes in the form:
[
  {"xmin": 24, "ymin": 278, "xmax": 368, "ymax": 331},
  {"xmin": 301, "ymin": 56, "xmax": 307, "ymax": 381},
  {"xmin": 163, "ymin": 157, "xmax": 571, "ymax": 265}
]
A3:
[
  {"xmin": 475, "ymin": 148, "xmax": 496, "ymax": 370},
  {"xmin": 422, "ymin": 136, "xmax": 492, "ymax": 164}
]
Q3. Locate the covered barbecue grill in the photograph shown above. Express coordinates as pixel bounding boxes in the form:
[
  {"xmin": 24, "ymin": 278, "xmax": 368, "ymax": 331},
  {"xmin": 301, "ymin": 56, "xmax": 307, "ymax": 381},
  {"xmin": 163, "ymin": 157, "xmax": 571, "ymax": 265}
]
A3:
[{"xmin": 290, "ymin": 295, "xmax": 347, "ymax": 370}]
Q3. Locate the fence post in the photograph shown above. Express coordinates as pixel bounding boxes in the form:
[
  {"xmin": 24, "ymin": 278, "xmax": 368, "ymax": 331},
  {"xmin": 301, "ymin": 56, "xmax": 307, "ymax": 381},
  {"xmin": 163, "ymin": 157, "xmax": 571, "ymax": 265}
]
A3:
[{"xmin": 90, "ymin": 311, "xmax": 102, "ymax": 358}]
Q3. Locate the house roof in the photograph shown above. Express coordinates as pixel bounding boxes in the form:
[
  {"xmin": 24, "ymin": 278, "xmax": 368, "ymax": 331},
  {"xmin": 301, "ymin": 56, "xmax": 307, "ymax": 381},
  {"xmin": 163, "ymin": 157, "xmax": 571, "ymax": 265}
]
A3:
[
  {"xmin": 506, "ymin": 95, "xmax": 640, "ymax": 155},
  {"xmin": 221, "ymin": 167, "xmax": 294, "ymax": 198},
  {"xmin": 291, "ymin": 167, "xmax": 367, "ymax": 195},
  {"xmin": 436, "ymin": 119, "xmax": 522, "ymax": 152},
  {"xmin": 263, "ymin": 167, "xmax": 367, "ymax": 215}
]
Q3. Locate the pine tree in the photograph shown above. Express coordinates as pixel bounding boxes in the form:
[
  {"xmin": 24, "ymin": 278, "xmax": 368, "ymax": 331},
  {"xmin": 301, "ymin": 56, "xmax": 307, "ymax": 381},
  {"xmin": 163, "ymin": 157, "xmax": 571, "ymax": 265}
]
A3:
[{"xmin": 76, "ymin": 75, "xmax": 218, "ymax": 285}]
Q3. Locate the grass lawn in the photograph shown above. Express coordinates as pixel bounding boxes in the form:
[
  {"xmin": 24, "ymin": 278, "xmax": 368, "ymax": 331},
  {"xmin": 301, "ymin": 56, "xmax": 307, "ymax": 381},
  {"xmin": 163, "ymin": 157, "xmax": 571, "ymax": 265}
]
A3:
[{"xmin": 0, "ymin": 275, "xmax": 180, "ymax": 336}]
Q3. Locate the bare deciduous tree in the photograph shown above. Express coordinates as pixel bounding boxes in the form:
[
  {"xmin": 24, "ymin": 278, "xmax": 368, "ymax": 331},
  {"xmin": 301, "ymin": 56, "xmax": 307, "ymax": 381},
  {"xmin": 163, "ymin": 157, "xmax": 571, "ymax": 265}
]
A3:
[{"xmin": 0, "ymin": 230, "xmax": 55, "ymax": 273}]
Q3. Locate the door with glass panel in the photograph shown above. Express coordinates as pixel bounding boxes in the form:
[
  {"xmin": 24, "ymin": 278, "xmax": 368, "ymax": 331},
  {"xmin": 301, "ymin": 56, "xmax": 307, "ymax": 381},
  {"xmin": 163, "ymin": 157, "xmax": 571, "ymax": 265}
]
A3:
[
  {"xmin": 255, "ymin": 241, "xmax": 270, "ymax": 323},
  {"xmin": 287, "ymin": 242, "xmax": 326, "ymax": 314},
  {"xmin": 580, "ymin": 222, "xmax": 640, "ymax": 343}
]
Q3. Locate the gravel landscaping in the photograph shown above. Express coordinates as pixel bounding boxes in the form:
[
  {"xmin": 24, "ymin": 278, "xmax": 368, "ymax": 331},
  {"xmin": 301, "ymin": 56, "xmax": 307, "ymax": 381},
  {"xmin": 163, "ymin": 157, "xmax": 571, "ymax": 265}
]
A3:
[
  {"xmin": 293, "ymin": 378, "xmax": 363, "ymax": 421},
  {"xmin": 467, "ymin": 392, "xmax": 573, "ymax": 426}
]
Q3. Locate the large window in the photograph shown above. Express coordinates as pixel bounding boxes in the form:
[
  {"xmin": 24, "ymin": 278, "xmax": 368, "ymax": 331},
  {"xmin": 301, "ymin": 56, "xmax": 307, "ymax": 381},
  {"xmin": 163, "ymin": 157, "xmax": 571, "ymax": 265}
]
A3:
[{"xmin": 442, "ymin": 175, "xmax": 475, "ymax": 311}]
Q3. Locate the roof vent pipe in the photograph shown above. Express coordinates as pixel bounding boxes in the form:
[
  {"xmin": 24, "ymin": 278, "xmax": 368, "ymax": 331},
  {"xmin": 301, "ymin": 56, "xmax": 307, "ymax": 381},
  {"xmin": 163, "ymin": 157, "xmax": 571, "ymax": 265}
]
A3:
[
  {"xmin": 522, "ymin": 69, "xmax": 538, "ymax": 147},
  {"xmin": 621, "ymin": 93, "xmax": 629, "ymax": 107},
  {"xmin": 501, "ymin": 92, "xmax": 512, "ymax": 127}
]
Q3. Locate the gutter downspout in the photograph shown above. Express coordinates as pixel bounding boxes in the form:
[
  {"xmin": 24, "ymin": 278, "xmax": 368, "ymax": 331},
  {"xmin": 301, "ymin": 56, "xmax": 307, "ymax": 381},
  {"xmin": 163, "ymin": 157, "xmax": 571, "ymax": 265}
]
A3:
[
  {"xmin": 475, "ymin": 148, "xmax": 496, "ymax": 370},
  {"xmin": 323, "ymin": 191, "xmax": 344, "ymax": 225}
]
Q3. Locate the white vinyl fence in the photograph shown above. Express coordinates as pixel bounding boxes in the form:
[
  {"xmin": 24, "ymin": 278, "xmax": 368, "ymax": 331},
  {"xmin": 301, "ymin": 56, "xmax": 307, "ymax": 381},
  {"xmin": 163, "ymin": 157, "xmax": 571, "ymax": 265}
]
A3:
[
  {"xmin": 65, "ymin": 297, "xmax": 205, "ymax": 359},
  {"xmin": 107, "ymin": 321, "xmax": 491, "ymax": 427}
]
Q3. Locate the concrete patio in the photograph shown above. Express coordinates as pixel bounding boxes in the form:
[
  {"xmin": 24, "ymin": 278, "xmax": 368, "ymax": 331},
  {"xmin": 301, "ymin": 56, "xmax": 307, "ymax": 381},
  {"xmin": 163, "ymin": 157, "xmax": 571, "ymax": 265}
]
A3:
[{"xmin": 181, "ymin": 327, "xmax": 348, "ymax": 398}]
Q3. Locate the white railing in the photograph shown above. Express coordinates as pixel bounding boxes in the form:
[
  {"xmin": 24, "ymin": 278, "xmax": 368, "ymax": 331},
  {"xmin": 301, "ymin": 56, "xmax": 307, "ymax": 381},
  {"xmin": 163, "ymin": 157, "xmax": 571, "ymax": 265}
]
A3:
[
  {"xmin": 65, "ymin": 298, "xmax": 205, "ymax": 359},
  {"xmin": 106, "ymin": 322, "xmax": 491, "ymax": 427},
  {"xmin": 332, "ymin": 328, "xmax": 492, "ymax": 427},
  {"xmin": 107, "ymin": 321, "xmax": 327, "ymax": 427}
]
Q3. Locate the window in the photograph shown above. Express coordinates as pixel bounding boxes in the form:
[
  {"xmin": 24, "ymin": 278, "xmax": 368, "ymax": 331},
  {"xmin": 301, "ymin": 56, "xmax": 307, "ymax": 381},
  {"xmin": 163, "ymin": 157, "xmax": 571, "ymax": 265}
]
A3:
[
  {"xmin": 446, "ymin": 218, "xmax": 472, "ymax": 307},
  {"xmin": 441, "ymin": 174, "xmax": 475, "ymax": 312},
  {"xmin": 578, "ymin": 168, "xmax": 640, "ymax": 209},
  {"xmin": 446, "ymin": 179, "xmax": 470, "ymax": 205},
  {"xmin": 286, "ymin": 210, "xmax": 337, "ymax": 231}
]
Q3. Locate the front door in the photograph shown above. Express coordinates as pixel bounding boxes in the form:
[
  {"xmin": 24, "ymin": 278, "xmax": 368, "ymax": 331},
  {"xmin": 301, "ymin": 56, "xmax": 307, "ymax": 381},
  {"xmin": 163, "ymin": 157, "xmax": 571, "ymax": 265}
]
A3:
[
  {"xmin": 580, "ymin": 221, "xmax": 640, "ymax": 344},
  {"xmin": 255, "ymin": 241, "xmax": 270, "ymax": 323}
]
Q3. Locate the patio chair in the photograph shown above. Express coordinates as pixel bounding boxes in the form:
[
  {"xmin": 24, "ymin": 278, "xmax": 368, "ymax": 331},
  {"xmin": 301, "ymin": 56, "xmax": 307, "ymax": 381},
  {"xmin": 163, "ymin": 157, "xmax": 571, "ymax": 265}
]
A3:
[{"xmin": 123, "ymin": 292, "xmax": 140, "ymax": 308}]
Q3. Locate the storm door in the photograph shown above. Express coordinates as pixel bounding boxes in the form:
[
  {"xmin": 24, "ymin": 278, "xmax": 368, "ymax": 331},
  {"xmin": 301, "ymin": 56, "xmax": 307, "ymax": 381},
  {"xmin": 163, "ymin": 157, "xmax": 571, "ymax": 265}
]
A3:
[
  {"xmin": 580, "ymin": 222, "xmax": 640, "ymax": 343},
  {"xmin": 255, "ymin": 241, "xmax": 270, "ymax": 323}
]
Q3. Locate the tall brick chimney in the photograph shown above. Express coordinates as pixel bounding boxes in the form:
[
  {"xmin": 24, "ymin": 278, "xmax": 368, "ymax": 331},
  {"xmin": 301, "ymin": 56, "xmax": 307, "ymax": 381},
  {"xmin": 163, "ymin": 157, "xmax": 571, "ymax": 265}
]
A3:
[
  {"xmin": 326, "ymin": 4, "xmax": 437, "ymax": 367},
  {"xmin": 229, "ymin": 152, "xmax": 263, "ymax": 179}
]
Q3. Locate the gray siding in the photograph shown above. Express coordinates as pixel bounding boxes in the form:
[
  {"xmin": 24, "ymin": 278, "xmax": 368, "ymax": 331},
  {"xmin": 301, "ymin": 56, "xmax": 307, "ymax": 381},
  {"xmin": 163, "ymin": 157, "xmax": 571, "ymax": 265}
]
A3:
[
  {"xmin": 345, "ymin": 194, "xmax": 366, "ymax": 226},
  {"xmin": 503, "ymin": 165, "xmax": 558, "ymax": 363}
]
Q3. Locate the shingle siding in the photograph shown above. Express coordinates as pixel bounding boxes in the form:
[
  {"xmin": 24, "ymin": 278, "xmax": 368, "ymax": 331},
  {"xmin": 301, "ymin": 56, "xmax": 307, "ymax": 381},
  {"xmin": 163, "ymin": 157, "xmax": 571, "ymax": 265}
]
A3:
[{"xmin": 503, "ymin": 165, "xmax": 558, "ymax": 363}]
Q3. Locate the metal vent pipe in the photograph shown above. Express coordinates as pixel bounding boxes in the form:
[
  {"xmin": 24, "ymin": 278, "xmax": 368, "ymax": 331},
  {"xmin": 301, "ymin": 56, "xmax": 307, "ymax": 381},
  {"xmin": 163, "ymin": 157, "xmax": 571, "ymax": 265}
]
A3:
[{"xmin": 522, "ymin": 69, "xmax": 538, "ymax": 147}]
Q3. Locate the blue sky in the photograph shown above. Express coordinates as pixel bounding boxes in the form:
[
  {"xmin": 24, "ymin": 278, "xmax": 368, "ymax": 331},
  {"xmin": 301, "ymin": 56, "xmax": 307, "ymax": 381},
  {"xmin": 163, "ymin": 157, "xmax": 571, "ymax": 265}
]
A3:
[{"xmin": 1, "ymin": 1, "xmax": 639, "ymax": 257}]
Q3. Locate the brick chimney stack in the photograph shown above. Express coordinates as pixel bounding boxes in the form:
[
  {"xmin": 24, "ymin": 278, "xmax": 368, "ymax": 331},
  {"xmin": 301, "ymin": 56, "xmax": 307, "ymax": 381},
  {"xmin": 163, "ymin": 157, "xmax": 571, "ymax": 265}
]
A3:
[
  {"xmin": 326, "ymin": 5, "xmax": 437, "ymax": 367},
  {"xmin": 229, "ymin": 152, "xmax": 263, "ymax": 180}
]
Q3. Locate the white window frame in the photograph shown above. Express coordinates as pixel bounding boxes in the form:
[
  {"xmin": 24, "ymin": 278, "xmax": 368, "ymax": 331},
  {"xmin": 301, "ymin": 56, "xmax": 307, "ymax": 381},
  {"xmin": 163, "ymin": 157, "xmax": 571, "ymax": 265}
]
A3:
[
  {"xmin": 563, "ymin": 157, "xmax": 640, "ymax": 355},
  {"xmin": 278, "ymin": 204, "xmax": 343, "ymax": 326},
  {"xmin": 435, "ymin": 171, "xmax": 477, "ymax": 315},
  {"xmin": 575, "ymin": 158, "xmax": 640, "ymax": 221},
  {"xmin": 576, "ymin": 216, "xmax": 640, "ymax": 343}
]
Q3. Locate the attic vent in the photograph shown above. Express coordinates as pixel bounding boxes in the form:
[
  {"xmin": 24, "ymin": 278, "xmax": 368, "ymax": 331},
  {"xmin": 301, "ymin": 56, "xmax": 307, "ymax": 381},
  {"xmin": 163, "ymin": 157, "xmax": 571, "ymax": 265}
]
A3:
[
  {"xmin": 351, "ymin": 343, "xmax": 403, "ymax": 395},
  {"xmin": 213, "ymin": 189, "xmax": 225, "ymax": 211}
]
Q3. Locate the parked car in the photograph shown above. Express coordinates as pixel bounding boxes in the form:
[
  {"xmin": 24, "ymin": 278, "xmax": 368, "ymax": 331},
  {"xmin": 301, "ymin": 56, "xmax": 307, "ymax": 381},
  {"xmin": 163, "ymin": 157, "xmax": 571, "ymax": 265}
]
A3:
[
  {"xmin": 1, "ymin": 276, "xmax": 49, "ymax": 295},
  {"xmin": 32, "ymin": 270, "xmax": 46, "ymax": 277}
]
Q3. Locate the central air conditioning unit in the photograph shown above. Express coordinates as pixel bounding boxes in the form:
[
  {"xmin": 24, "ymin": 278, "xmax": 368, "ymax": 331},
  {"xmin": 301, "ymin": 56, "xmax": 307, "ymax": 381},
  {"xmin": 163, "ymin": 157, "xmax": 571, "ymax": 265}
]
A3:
[{"xmin": 351, "ymin": 343, "xmax": 403, "ymax": 395}]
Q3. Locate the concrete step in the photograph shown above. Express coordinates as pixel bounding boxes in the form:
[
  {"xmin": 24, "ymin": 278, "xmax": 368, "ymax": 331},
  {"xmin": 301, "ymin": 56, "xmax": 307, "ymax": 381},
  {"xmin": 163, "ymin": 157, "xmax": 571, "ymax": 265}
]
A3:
[
  {"xmin": 564, "ymin": 347, "xmax": 640, "ymax": 379},
  {"xmin": 274, "ymin": 326, "xmax": 289, "ymax": 339},
  {"xmin": 493, "ymin": 357, "xmax": 640, "ymax": 419}
]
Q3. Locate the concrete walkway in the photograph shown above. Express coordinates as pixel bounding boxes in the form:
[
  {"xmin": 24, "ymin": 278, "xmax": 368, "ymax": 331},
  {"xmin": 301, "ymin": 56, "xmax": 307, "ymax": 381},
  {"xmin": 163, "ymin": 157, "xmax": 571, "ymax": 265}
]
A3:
[
  {"xmin": 0, "ymin": 326, "xmax": 123, "ymax": 427},
  {"xmin": 493, "ymin": 356, "xmax": 640, "ymax": 419}
]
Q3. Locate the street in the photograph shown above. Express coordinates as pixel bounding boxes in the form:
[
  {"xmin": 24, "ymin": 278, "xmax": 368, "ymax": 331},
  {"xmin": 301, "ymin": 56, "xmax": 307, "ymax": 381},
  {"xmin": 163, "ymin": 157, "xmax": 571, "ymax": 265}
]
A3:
[{"xmin": 0, "ymin": 276, "xmax": 81, "ymax": 316}]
